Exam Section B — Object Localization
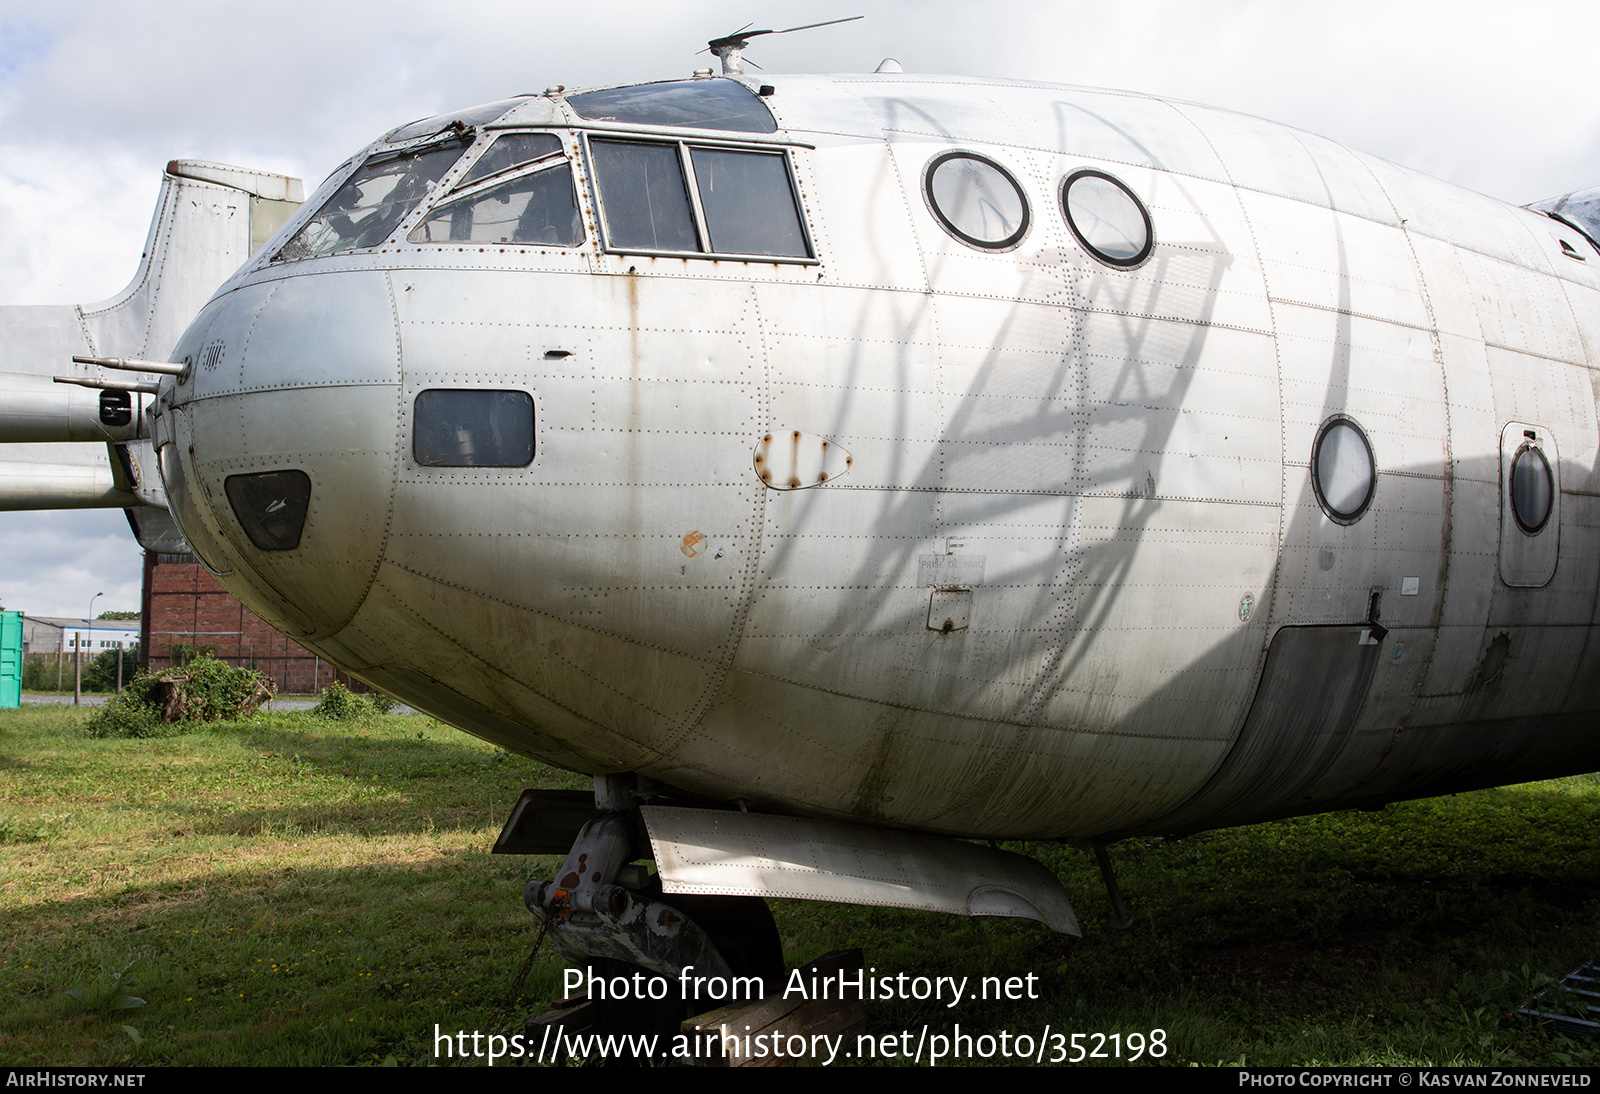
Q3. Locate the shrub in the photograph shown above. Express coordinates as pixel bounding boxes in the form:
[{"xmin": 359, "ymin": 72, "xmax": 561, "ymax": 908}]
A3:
[
  {"xmin": 85, "ymin": 655, "xmax": 272, "ymax": 738},
  {"xmin": 20, "ymin": 654, "xmax": 65, "ymax": 692},
  {"xmin": 313, "ymin": 682, "xmax": 371, "ymax": 719},
  {"xmin": 82, "ymin": 674, "xmax": 166, "ymax": 739}
]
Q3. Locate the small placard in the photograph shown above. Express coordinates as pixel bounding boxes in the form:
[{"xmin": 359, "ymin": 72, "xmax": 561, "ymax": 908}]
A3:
[
  {"xmin": 918, "ymin": 554, "xmax": 985, "ymax": 586},
  {"xmin": 1400, "ymin": 576, "xmax": 1420, "ymax": 596}
]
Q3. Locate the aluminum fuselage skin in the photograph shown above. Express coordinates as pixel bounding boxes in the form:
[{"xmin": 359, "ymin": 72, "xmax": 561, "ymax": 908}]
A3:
[{"xmin": 154, "ymin": 75, "xmax": 1600, "ymax": 841}]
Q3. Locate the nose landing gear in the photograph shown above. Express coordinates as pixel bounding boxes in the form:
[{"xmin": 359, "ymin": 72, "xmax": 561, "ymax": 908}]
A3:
[{"xmin": 514, "ymin": 774, "xmax": 784, "ymax": 1061}]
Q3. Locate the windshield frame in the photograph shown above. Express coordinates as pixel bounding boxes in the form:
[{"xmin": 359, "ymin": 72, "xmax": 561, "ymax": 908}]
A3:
[{"xmin": 272, "ymin": 129, "xmax": 477, "ymax": 262}]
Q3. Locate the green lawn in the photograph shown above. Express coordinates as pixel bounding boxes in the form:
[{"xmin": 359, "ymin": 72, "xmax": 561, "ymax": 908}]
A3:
[{"xmin": 2, "ymin": 703, "xmax": 1597, "ymax": 1066}]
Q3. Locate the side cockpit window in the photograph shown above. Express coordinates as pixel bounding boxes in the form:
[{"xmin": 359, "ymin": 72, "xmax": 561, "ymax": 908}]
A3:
[
  {"xmin": 588, "ymin": 137, "xmax": 812, "ymax": 260},
  {"xmin": 455, "ymin": 132, "xmax": 564, "ymax": 189},
  {"xmin": 410, "ymin": 168, "xmax": 582, "ymax": 246},
  {"xmin": 690, "ymin": 147, "xmax": 809, "ymax": 257},
  {"xmin": 590, "ymin": 140, "xmax": 699, "ymax": 251},
  {"xmin": 276, "ymin": 136, "xmax": 469, "ymax": 261},
  {"xmin": 410, "ymin": 132, "xmax": 582, "ymax": 247}
]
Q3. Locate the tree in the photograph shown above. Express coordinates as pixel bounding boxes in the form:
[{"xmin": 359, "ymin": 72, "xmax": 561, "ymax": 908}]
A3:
[{"xmin": 84, "ymin": 646, "xmax": 140, "ymax": 692}]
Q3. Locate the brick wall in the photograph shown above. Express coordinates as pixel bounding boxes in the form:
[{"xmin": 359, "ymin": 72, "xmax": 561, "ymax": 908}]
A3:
[{"xmin": 139, "ymin": 551, "xmax": 356, "ymax": 695}]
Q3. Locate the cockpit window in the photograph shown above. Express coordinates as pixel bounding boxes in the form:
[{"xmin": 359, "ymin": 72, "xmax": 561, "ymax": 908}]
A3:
[
  {"xmin": 409, "ymin": 162, "xmax": 583, "ymax": 246},
  {"xmin": 568, "ymin": 80, "xmax": 777, "ymax": 133},
  {"xmin": 455, "ymin": 132, "xmax": 564, "ymax": 189},
  {"xmin": 386, "ymin": 97, "xmax": 529, "ymax": 144},
  {"xmin": 690, "ymin": 147, "xmax": 808, "ymax": 256},
  {"xmin": 588, "ymin": 137, "xmax": 812, "ymax": 260},
  {"xmin": 590, "ymin": 140, "xmax": 700, "ymax": 252},
  {"xmin": 276, "ymin": 137, "xmax": 468, "ymax": 261}
]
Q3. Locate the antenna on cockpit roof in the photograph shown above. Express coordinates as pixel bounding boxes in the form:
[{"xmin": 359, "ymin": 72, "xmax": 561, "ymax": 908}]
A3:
[{"xmin": 705, "ymin": 15, "xmax": 863, "ymax": 75}]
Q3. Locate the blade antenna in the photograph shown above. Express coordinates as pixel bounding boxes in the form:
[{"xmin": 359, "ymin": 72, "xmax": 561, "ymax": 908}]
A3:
[{"xmin": 706, "ymin": 14, "xmax": 863, "ymax": 75}]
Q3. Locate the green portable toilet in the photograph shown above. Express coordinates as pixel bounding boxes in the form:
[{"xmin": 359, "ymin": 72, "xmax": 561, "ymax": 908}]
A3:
[{"xmin": 0, "ymin": 611, "xmax": 20, "ymax": 708}]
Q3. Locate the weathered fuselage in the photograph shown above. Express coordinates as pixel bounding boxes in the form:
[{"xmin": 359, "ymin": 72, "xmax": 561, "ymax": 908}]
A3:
[{"xmin": 154, "ymin": 74, "xmax": 1600, "ymax": 841}]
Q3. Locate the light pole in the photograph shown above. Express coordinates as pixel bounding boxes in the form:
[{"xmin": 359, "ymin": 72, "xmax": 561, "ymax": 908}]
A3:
[{"xmin": 76, "ymin": 592, "xmax": 101, "ymax": 707}]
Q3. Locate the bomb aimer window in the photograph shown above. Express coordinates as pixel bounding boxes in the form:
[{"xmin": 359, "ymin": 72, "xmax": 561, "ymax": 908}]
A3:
[
  {"xmin": 225, "ymin": 470, "xmax": 312, "ymax": 552},
  {"xmin": 587, "ymin": 137, "xmax": 813, "ymax": 260},
  {"xmin": 414, "ymin": 390, "xmax": 535, "ymax": 468}
]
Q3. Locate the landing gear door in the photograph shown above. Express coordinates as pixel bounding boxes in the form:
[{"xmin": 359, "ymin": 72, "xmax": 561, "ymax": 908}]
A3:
[{"xmin": 1499, "ymin": 422, "xmax": 1559, "ymax": 589}]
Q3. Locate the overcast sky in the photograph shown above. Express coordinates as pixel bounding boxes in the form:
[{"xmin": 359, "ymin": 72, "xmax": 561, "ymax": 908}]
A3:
[{"xmin": 2, "ymin": 0, "xmax": 1599, "ymax": 618}]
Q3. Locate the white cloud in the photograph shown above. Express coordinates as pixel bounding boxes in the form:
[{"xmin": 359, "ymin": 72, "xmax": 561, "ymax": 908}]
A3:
[{"xmin": 0, "ymin": 509, "xmax": 141, "ymax": 618}]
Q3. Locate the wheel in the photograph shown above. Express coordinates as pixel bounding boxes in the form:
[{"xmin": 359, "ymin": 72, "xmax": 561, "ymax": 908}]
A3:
[
  {"xmin": 577, "ymin": 892, "xmax": 784, "ymax": 1066},
  {"xmin": 666, "ymin": 892, "xmax": 785, "ymax": 997}
]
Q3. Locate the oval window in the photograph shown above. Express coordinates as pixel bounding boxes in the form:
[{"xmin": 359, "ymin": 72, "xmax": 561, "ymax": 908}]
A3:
[
  {"xmin": 925, "ymin": 152, "xmax": 1029, "ymax": 249},
  {"xmin": 1061, "ymin": 170, "xmax": 1153, "ymax": 266},
  {"xmin": 1311, "ymin": 418, "xmax": 1375, "ymax": 524},
  {"xmin": 1510, "ymin": 445, "xmax": 1554, "ymax": 534}
]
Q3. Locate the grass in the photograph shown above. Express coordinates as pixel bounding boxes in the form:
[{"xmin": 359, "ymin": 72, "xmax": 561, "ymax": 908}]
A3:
[{"xmin": 2, "ymin": 702, "xmax": 1598, "ymax": 1066}]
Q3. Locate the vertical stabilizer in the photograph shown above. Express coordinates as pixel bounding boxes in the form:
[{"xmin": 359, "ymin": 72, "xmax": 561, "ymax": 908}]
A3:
[
  {"xmin": 0, "ymin": 161, "xmax": 303, "ymax": 549},
  {"xmin": 76, "ymin": 161, "xmax": 305, "ymax": 365}
]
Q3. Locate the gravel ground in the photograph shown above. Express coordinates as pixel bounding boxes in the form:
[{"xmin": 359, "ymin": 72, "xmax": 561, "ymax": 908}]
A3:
[{"xmin": 20, "ymin": 693, "xmax": 417, "ymax": 713}]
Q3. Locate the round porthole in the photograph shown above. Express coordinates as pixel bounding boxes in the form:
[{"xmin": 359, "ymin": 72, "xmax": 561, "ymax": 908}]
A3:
[
  {"xmin": 925, "ymin": 152, "xmax": 1029, "ymax": 250},
  {"xmin": 1061, "ymin": 170, "xmax": 1153, "ymax": 267},
  {"xmin": 1509, "ymin": 445, "xmax": 1553, "ymax": 534},
  {"xmin": 1311, "ymin": 417, "xmax": 1376, "ymax": 524}
]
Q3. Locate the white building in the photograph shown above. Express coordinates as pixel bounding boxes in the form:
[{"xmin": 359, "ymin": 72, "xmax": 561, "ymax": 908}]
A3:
[{"xmin": 21, "ymin": 616, "xmax": 140, "ymax": 656}]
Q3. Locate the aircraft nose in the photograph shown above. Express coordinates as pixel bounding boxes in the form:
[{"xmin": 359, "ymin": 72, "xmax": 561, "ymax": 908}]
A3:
[{"xmin": 158, "ymin": 270, "xmax": 401, "ymax": 638}]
